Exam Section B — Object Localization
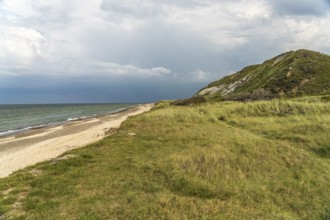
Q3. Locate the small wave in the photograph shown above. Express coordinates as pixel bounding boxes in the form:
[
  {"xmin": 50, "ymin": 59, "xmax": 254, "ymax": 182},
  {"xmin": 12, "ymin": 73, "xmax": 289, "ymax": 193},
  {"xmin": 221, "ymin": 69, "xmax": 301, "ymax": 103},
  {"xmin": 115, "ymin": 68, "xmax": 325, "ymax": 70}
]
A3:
[
  {"xmin": 0, "ymin": 117, "xmax": 87, "ymax": 137},
  {"xmin": 0, "ymin": 125, "xmax": 42, "ymax": 137},
  {"xmin": 66, "ymin": 117, "xmax": 79, "ymax": 121},
  {"xmin": 0, "ymin": 104, "xmax": 138, "ymax": 138},
  {"xmin": 66, "ymin": 115, "xmax": 89, "ymax": 121}
]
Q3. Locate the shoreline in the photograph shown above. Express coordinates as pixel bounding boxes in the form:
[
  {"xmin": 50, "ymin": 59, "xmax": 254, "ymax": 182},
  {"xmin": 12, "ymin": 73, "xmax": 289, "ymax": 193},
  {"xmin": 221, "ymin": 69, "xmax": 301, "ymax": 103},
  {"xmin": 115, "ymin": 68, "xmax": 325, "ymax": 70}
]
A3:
[
  {"xmin": 0, "ymin": 104, "xmax": 138, "ymax": 138},
  {"xmin": 0, "ymin": 103, "xmax": 154, "ymax": 178}
]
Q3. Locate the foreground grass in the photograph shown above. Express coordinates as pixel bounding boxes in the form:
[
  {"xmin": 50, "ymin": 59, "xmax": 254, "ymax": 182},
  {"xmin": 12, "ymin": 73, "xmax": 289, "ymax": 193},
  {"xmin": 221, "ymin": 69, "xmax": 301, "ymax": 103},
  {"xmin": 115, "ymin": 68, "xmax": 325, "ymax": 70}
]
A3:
[{"xmin": 1, "ymin": 97, "xmax": 330, "ymax": 219}]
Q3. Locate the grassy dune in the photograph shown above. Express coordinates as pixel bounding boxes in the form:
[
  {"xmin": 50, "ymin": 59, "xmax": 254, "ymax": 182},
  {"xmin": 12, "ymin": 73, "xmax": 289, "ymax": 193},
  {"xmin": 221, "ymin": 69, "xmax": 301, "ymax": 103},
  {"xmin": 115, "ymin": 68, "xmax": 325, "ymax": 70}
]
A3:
[
  {"xmin": 198, "ymin": 49, "xmax": 330, "ymax": 101},
  {"xmin": 1, "ymin": 97, "xmax": 330, "ymax": 219}
]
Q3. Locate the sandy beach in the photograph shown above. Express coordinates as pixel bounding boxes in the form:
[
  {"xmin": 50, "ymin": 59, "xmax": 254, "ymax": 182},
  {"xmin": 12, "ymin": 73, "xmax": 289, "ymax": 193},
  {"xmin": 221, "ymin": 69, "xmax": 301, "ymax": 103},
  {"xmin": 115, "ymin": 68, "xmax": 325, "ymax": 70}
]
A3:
[{"xmin": 0, "ymin": 104, "xmax": 154, "ymax": 178}]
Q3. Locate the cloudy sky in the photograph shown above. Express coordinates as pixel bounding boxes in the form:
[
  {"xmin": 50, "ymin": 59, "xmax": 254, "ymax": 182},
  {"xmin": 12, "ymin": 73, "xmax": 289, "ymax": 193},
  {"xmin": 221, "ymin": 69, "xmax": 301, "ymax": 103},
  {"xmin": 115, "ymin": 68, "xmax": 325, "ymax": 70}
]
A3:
[{"xmin": 1, "ymin": 0, "xmax": 330, "ymax": 104}]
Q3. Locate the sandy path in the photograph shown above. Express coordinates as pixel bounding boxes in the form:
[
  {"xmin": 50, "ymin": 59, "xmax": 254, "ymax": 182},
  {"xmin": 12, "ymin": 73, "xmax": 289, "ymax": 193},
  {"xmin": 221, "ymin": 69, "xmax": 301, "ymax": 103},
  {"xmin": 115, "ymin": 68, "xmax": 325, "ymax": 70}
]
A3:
[{"xmin": 0, "ymin": 104, "xmax": 153, "ymax": 178}]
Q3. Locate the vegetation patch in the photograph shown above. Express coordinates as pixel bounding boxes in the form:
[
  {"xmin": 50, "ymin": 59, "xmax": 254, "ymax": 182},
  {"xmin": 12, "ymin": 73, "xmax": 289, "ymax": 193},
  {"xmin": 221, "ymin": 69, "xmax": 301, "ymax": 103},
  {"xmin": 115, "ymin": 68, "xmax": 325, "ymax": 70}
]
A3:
[
  {"xmin": 312, "ymin": 146, "xmax": 330, "ymax": 158},
  {"xmin": 0, "ymin": 96, "xmax": 330, "ymax": 219},
  {"xmin": 171, "ymin": 96, "xmax": 206, "ymax": 106},
  {"xmin": 197, "ymin": 49, "xmax": 330, "ymax": 101},
  {"xmin": 169, "ymin": 176, "xmax": 217, "ymax": 199}
]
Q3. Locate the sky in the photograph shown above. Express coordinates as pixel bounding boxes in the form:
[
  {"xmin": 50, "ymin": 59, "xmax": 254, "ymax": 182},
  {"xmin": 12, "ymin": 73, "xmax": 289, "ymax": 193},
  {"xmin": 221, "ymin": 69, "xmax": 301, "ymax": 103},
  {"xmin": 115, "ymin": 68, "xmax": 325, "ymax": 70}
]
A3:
[{"xmin": 0, "ymin": 0, "xmax": 330, "ymax": 104}]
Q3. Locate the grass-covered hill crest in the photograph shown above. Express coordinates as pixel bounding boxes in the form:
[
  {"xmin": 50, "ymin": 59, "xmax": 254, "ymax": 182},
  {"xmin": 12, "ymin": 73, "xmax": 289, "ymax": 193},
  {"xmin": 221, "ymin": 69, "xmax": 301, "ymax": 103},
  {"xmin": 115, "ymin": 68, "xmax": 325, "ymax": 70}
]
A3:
[{"xmin": 196, "ymin": 49, "xmax": 330, "ymax": 101}]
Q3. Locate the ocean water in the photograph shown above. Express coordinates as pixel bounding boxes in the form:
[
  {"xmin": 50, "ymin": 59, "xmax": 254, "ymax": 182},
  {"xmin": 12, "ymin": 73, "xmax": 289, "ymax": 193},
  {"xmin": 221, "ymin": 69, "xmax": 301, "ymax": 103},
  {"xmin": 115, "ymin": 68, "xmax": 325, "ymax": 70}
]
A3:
[{"xmin": 0, "ymin": 103, "xmax": 136, "ymax": 136}]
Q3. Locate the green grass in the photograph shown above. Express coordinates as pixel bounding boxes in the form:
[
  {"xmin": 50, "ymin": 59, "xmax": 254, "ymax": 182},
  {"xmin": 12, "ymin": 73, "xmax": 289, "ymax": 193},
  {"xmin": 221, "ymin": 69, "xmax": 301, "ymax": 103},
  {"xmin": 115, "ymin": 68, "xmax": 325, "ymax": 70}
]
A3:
[
  {"xmin": 1, "ymin": 97, "xmax": 330, "ymax": 219},
  {"xmin": 199, "ymin": 49, "xmax": 330, "ymax": 100}
]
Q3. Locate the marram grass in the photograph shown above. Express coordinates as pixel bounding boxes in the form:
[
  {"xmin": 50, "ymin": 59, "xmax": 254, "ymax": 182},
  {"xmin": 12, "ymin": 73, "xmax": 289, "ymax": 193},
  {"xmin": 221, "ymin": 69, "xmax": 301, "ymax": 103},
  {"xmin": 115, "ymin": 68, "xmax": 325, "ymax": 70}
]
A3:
[{"xmin": 1, "ymin": 97, "xmax": 330, "ymax": 219}]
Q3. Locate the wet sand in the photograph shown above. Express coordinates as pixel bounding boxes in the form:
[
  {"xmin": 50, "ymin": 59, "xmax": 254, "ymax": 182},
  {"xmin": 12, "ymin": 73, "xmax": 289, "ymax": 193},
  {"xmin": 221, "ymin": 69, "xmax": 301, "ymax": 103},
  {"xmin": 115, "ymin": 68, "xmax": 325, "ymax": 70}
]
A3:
[{"xmin": 0, "ymin": 104, "xmax": 154, "ymax": 178}]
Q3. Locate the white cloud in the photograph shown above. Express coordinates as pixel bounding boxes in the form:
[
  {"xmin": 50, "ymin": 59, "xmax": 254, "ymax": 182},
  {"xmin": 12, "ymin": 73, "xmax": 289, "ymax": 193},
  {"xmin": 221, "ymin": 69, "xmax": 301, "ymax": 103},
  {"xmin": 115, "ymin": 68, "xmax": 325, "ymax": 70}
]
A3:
[
  {"xmin": 164, "ymin": 0, "xmax": 271, "ymax": 48},
  {"xmin": 1, "ymin": 0, "xmax": 330, "ymax": 71},
  {"xmin": 190, "ymin": 69, "xmax": 213, "ymax": 83},
  {"xmin": 92, "ymin": 61, "xmax": 171, "ymax": 77},
  {"xmin": 1, "ymin": 1, "xmax": 39, "ymax": 20},
  {"xmin": 101, "ymin": 0, "xmax": 160, "ymax": 19},
  {"xmin": 0, "ymin": 26, "xmax": 47, "ymax": 65}
]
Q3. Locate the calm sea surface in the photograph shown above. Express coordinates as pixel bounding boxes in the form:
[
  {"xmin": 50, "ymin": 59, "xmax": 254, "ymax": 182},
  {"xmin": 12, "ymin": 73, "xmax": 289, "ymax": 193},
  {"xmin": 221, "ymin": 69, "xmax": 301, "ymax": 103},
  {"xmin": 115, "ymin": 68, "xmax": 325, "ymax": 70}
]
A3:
[{"xmin": 0, "ymin": 103, "xmax": 136, "ymax": 136}]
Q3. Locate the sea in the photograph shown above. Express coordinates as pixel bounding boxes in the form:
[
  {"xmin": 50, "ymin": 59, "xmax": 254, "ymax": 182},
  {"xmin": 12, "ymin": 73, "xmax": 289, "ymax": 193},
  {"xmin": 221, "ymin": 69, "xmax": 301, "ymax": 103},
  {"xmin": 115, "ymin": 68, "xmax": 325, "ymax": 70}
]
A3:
[{"xmin": 0, "ymin": 103, "xmax": 137, "ymax": 137}]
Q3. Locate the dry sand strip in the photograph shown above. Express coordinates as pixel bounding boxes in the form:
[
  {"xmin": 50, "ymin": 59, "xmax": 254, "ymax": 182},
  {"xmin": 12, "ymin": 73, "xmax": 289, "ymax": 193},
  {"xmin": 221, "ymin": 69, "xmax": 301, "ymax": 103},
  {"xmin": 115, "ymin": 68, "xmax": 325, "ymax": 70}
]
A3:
[{"xmin": 0, "ymin": 104, "xmax": 154, "ymax": 178}]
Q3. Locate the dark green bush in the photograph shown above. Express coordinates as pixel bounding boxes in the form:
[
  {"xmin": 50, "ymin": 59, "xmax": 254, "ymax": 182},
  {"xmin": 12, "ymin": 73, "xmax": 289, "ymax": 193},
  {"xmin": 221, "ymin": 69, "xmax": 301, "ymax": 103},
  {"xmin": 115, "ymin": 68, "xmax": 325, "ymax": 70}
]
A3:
[{"xmin": 172, "ymin": 97, "xmax": 206, "ymax": 106}]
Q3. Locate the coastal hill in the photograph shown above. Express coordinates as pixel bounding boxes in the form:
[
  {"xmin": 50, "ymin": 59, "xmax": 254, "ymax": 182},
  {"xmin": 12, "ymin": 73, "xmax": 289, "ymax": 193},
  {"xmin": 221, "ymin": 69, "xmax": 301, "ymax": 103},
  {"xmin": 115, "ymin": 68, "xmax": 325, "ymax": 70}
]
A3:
[{"xmin": 196, "ymin": 49, "xmax": 330, "ymax": 101}]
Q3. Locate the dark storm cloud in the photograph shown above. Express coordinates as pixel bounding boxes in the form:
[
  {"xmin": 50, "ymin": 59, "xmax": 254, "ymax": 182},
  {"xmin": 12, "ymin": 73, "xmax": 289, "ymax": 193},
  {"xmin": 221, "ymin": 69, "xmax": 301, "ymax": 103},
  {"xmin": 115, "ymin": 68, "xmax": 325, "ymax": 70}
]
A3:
[
  {"xmin": 269, "ymin": 0, "xmax": 330, "ymax": 16},
  {"xmin": 0, "ymin": 74, "xmax": 205, "ymax": 104}
]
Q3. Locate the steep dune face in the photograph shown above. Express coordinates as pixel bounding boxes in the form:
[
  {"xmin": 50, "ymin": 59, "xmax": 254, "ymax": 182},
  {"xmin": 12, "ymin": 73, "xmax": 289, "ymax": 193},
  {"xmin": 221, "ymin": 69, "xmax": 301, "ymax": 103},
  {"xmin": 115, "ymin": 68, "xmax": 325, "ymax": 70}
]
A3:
[{"xmin": 197, "ymin": 49, "xmax": 330, "ymax": 101}]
